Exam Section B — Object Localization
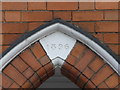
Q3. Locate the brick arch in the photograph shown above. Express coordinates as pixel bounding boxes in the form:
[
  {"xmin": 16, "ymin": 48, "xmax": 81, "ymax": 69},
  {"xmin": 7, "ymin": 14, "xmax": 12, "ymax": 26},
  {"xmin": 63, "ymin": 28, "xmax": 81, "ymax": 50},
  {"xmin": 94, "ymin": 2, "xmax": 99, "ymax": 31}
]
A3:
[
  {"xmin": 2, "ymin": 41, "xmax": 119, "ymax": 88},
  {"xmin": 1, "ymin": 19, "xmax": 119, "ymax": 88},
  {"xmin": 2, "ymin": 42, "xmax": 55, "ymax": 88},
  {"xmin": 61, "ymin": 42, "xmax": 119, "ymax": 88}
]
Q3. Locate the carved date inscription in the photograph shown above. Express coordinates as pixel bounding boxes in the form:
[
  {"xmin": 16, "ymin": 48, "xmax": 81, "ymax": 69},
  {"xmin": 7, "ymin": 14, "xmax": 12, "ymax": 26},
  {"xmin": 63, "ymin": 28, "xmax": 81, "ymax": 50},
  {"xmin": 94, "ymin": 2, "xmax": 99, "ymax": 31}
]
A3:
[
  {"xmin": 46, "ymin": 44, "xmax": 69, "ymax": 50},
  {"xmin": 40, "ymin": 32, "xmax": 76, "ymax": 60}
]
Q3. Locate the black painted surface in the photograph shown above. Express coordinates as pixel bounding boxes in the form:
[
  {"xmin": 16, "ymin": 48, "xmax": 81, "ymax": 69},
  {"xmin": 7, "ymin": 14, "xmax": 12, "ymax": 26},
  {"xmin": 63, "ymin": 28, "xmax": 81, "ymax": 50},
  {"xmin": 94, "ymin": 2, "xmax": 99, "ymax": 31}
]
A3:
[
  {"xmin": 39, "ymin": 67, "xmax": 78, "ymax": 88},
  {"xmin": 1, "ymin": 19, "xmax": 119, "ymax": 64}
]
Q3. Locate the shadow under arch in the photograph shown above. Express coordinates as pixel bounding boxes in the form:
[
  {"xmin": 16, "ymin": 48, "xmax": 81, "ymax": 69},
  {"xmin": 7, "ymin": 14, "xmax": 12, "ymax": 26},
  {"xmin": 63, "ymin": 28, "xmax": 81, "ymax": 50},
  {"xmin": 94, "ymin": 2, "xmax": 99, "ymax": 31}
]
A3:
[{"xmin": 1, "ymin": 19, "xmax": 119, "ymax": 88}]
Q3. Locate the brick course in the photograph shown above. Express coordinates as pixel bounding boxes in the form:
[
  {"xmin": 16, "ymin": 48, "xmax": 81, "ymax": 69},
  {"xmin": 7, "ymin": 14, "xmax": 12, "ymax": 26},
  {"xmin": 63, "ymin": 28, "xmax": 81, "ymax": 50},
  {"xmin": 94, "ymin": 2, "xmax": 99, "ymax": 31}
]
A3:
[
  {"xmin": 3, "ymin": 65, "xmax": 27, "ymax": 86},
  {"xmin": 11, "ymin": 57, "xmax": 29, "ymax": 73},
  {"xmin": 95, "ymin": 2, "xmax": 118, "ymax": 10},
  {"xmin": 91, "ymin": 65, "xmax": 114, "ymax": 86},
  {"xmin": 104, "ymin": 33, "xmax": 119, "ymax": 44},
  {"xmin": 30, "ymin": 42, "xmax": 46, "ymax": 59},
  {"xmin": 20, "ymin": 49, "xmax": 42, "ymax": 71},
  {"xmin": 62, "ymin": 42, "xmax": 119, "ymax": 88},
  {"xmin": 0, "ymin": 34, "xmax": 22, "ymax": 45},
  {"xmin": 9, "ymin": 83, "xmax": 20, "ymax": 88},
  {"xmin": 5, "ymin": 11, "xmax": 21, "ymax": 22},
  {"xmin": 21, "ymin": 11, "xmax": 52, "ymax": 21},
  {"xmin": 53, "ymin": 11, "xmax": 72, "ymax": 21},
  {"xmin": 1, "ymin": 2, "xmax": 119, "ymax": 56},
  {"xmin": 1, "ymin": 1, "xmax": 119, "ymax": 89},
  {"xmin": 105, "ymin": 73, "xmax": 119, "ymax": 88},
  {"xmin": 47, "ymin": 2, "xmax": 78, "ymax": 10},
  {"xmin": 95, "ymin": 22, "xmax": 118, "ymax": 32},
  {"xmin": 1, "ymin": 23, "xmax": 28, "ymax": 33},
  {"xmin": 72, "ymin": 11, "xmax": 104, "ymax": 21},
  {"xmin": 104, "ymin": 10, "xmax": 118, "ymax": 20},
  {"xmin": 2, "ymin": 74, "xmax": 13, "ymax": 88},
  {"xmin": 2, "ymin": 42, "xmax": 55, "ymax": 88},
  {"xmin": 2, "ymin": 2, "xmax": 27, "ymax": 10},
  {"xmin": 79, "ymin": 2, "xmax": 94, "ymax": 10},
  {"xmin": 73, "ymin": 22, "xmax": 95, "ymax": 32},
  {"xmin": 28, "ymin": 2, "xmax": 46, "ymax": 10}
]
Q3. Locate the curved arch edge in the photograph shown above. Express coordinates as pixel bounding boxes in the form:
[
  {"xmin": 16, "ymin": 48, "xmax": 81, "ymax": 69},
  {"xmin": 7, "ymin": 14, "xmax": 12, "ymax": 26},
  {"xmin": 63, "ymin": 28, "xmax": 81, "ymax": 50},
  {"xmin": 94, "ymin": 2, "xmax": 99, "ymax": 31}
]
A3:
[{"xmin": 0, "ymin": 19, "xmax": 119, "ymax": 76}]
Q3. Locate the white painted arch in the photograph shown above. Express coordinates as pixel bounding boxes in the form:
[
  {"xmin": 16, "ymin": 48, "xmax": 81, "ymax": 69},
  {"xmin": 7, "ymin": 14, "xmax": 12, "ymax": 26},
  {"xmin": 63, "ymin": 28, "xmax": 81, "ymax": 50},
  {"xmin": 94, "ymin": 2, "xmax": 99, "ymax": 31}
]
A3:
[
  {"xmin": 0, "ymin": 20, "xmax": 119, "ymax": 75},
  {"xmin": 40, "ymin": 32, "xmax": 76, "ymax": 61}
]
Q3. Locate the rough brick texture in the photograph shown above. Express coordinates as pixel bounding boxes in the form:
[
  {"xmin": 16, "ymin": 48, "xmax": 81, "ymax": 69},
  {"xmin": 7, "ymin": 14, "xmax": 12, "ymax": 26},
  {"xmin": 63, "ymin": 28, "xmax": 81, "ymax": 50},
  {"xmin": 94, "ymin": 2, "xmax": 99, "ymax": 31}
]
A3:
[
  {"xmin": 95, "ymin": 2, "xmax": 118, "ymax": 10},
  {"xmin": 21, "ymin": 11, "xmax": 52, "ymax": 21},
  {"xmin": 28, "ymin": 2, "xmax": 46, "ymax": 10},
  {"xmin": 61, "ymin": 42, "xmax": 119, "ymax": 88},
  {"xmin": 2, "ymin": 42, "xmax": 55, "ymax": 88},
  {"xmin": 47, "ymin": 2, "xmax": 78, "ymax": 10},
  {"xmin": 1, "ymin": 1, "xmax": 119, "ymax": 56},
  {"xmin": 2, "ymin": 2, "xmax": 27, "ymax": 10},
  {"xmin": 1, "ymin": 1, "xmax": 119, "ymax": 89},
  {"xmin": 1, "ymin": 23, "xmax": 28, "ymax": 33},
  {"xmin": 79, "ymin": 2, "xmax": 94, "ymax": 10},
  {"xmin": 5, "ymin": 11, "xmax": 21, "ymax": 22},
  {"xmin": 2, "ymin": 38, "xmax": 119, "ymax": 89},
  {"xmin": 73, "ymin": 11, "xmax": 104, "ymax": 21}
]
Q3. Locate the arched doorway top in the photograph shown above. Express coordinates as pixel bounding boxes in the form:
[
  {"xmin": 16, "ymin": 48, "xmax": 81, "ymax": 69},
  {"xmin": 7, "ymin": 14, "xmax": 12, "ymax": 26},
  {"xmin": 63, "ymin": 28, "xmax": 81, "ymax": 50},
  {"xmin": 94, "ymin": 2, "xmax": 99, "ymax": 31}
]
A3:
[{"xmin": 0, "ymin": 19, "xmax": 119, "ymax": 75}]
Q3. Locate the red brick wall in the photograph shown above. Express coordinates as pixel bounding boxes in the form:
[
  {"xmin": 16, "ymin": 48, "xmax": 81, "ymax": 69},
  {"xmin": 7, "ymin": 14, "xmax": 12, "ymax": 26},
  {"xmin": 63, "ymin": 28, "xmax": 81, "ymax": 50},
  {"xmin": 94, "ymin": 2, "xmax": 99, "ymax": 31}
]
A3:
[
  {"xmin": 2, "ymin": 41, "xmax": 119, "ymax": 88},
  {"xmin": 2, "ymin": 42, "xmax": 55, "ymax": 88},
  {"xmin": 0, "ymin": 2, "xmax": 119, "ymax": 56},
  {"xmin": 62, "ymin": 42, "xmax": 119, "ymax": 88},
  {"xmin": 0, "ymin": 1, "xmax": 119, "ymax": 89}
]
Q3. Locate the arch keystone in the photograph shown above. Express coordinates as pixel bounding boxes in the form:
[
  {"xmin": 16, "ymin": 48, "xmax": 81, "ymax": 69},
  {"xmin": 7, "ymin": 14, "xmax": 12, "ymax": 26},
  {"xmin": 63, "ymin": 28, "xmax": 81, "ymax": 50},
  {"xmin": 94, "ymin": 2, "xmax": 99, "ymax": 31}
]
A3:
[
  {"xmin": 40, "ymin": 31, "xmax": 76, "ymax": 66},
  {"xmin": 1, "ymin": 19, "xmax": 120, "ymax": 89}
]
